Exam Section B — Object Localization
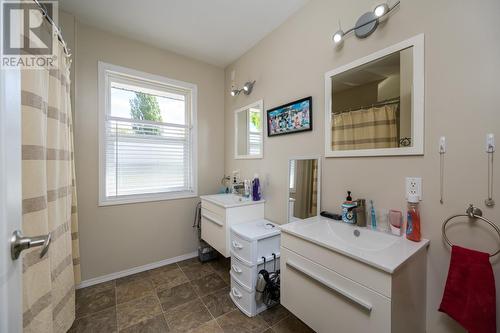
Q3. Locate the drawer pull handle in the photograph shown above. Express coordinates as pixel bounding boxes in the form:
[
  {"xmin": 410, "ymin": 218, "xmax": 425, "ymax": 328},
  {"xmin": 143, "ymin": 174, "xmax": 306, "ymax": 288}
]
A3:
[
  {"xmin": 202, "ymin": 213, "xmax": 223, "ymax": 227},
  {"xmin": 286, "ymin": 261, "xmax": 372, "ymax": 312},
  {"xmin": 231, "ymin": 287, "xmax": 242, "ymax": 299},
  {"xmin": 232, "ymin": 241, "xmax": 243, "ymax": 249},
  {"xmin": 232, "ymin": 265, "xmax": 242, "ymax": 273}
]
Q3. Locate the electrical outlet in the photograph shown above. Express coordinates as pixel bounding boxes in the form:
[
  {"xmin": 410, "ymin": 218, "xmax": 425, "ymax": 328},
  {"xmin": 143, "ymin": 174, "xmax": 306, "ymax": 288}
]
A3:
[{"xmin": 406, "ymin": 177, "xmax": 422, "ymax": 200}]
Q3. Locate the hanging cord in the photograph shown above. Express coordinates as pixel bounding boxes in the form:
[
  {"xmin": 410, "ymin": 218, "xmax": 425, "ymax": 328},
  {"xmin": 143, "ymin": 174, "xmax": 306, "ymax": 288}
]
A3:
[
  {"xmin": 440, "ymin": 150, "xmax": 445, "ymax": 204},
  {"xmin": 486, "ymin": 152, "xmax": 495, "ymax": 207}
]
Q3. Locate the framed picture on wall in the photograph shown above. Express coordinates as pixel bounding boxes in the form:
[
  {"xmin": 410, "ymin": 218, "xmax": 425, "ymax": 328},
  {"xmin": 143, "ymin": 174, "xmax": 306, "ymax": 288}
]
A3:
[{"xmin": 267, "ymin": 97, "xmax": 312, "ymax": 137}]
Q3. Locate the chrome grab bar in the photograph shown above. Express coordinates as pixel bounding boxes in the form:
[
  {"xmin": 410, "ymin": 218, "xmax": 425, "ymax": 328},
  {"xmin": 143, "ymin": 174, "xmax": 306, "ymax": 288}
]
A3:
[{"xmin": 286, "ymin": 260, "xmax": 373, "ymax": 312}]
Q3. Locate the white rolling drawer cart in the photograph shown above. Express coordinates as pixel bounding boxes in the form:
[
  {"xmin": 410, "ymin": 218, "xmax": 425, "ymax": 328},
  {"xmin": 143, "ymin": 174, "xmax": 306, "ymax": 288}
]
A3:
[{"xmin": 229, "ymin": 219, "xmax": 281, "ymax": 317}]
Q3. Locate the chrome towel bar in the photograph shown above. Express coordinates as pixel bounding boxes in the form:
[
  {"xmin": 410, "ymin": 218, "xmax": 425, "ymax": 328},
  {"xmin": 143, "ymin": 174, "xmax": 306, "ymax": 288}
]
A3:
[{"xmin": 442, "ymin": 204, "xmax": 500, "ymax": 257}]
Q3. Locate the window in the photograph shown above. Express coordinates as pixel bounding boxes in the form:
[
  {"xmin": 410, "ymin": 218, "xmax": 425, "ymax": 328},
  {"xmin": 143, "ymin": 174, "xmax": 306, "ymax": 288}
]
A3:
[
  {"xmin": 248, "ymin": 108, "xmax": 262, "ymax": 155},
  {"xmin": 98, "ymin": 62, "xmax": 197, "ymax": 205}
]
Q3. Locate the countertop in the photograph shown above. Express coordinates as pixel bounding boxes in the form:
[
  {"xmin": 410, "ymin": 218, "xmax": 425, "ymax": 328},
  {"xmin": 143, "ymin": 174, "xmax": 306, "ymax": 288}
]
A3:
[
  {"xmin": 200, "ymin": 193, "xmax": 265, "ymax": 208},
  {"xmin": 279, "ymin": 216, "xmax": 429, "ymax": 273}
]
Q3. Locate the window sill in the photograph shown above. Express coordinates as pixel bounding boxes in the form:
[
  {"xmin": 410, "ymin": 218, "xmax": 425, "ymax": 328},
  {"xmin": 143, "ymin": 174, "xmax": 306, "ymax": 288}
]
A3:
[{"xmin": 98, "ymin": 191, "xmax": 198, "ymax": 207}]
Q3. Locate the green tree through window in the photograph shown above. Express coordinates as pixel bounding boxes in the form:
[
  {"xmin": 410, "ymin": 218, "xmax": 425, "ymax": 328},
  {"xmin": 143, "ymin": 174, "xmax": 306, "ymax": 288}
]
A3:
[{"xmin": 129, "ymin": 92, "xmax": 162, "ymax": 135}]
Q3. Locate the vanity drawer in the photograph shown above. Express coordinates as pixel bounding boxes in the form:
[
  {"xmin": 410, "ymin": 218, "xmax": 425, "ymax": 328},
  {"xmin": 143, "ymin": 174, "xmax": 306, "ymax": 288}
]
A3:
[
  {"xmin": 281, "ymin": 247, "xmax": 391, "ymax": 333},
  {"xmin": 201, "ymin": 208, "xmax": 225, "ymax": 227},
  {"xmin": 231, "ymin": 255, "xmax": 280, "ymax": 291},
  {"xmin": 201, "ymin": 200, "xmax": 226, "ymax": 220},
  {"xmin": 281, "ymin": 232, "xmax": 391, "ymax": 297},
  {"xmin": 201, "ymin": 214, "xmax": 226, "ymax": 256}
]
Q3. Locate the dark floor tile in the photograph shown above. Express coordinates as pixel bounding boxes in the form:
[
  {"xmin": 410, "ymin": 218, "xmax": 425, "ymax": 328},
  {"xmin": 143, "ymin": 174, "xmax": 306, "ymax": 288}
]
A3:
[
  {"xmin": 116, "ymin": 277, "xmax": 154, "ymax": 304},
  {"xmin": 147, "ymin": 263, "xmax": 178, "ymax": 275},
  {"xmin": 217, "ymin": 310, "xmax": 269, "ymax": 333},
  {"xmin": 191, "ymin": 273, "xmax": 227, "ymax": 296},
  {"xmin": 180, "ymin": 262, "xmax": 215, "ymax": 281},
  {"xmin": 262, "ymin": 329, "xmax": 275, "ymax": 333},
  {"xmin": 176, "ymin": 257, "xmax": 200, "ymax": 267},
  {"xmin": 188, "ymin": 319, "xmax": 224, "ymax": 333},
  {"xmin": 76, "ymin": 284, "xmax": 116, "ymax": 318},
  {"xmin": 149, "ymin": 267, "xmax": 189, "ymax": 289},
  {"xmin": 209, "ymin": 257, "xmax": 230, "ymax": 276},
  {"xmin": 201, "ymin": 287, "xmax": 236, "ymax": 318},
  {"xmin": 258, "ymin": 305, "xmax": 291, "ymax": 326},
  {"xmin": 116, "ymin": 295, "xmax": 162, "ymax": 331},
  {"xmin": 76, "ymin": 281, "xmax": 115, "ymax": 298},
  {"xmin": 116, "ymin": 271, "xmax": 150, "ymax": 286},
  {"xmin": 271, "ymin": 315, "xmax": 315, "ymax": 333},
  {"xmin": 119, "ymin": 314, "xmax": 169, "ymax": 333},
  {"xmin": 164, "ymin": 299, "xmax": 212, "ymax": 332},
  {"xmin": 157, "ymin": 282, "xmax": 198, "ymax": 312},
  {"xmin": 69, "ymin": 307, "xmax": 117, "ymax": 333}
]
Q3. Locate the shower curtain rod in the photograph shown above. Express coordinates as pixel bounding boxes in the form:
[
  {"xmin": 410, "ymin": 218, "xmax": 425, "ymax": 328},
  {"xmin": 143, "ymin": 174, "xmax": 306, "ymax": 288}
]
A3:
[
  {"xmin": 332, "ymin": 97, "xmax": 400, "ymax": 114},
  {"xmin": 32, "ymin": 0, "xmax": 70, "ymax": 55}
]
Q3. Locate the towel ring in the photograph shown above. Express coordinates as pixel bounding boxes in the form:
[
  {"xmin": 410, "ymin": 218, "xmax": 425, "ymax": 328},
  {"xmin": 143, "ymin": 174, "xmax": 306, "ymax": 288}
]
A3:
[{"xmin": 442, "ymin": 204, "xmax": 500, "ymax": 257}]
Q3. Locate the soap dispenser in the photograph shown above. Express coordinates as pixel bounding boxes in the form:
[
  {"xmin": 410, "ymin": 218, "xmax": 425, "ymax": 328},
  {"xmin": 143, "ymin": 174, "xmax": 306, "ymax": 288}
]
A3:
[{"xmin": 342, "ymin": 191, "xmax": 357, "ymax": 224}]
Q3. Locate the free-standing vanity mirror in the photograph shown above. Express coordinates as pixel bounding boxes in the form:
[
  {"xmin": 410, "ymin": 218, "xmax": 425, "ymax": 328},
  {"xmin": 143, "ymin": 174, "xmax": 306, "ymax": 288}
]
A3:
[
  {"xmin": 234, "ymin": 100, "xmax": 263, "ymax": 159},
  {"xmin": 287, "ymin": 157, "xmax": 321, "ymax": 222},
  {"xmin": 325, "ymin": 34, "xmax": 424, "ymax": 157}
]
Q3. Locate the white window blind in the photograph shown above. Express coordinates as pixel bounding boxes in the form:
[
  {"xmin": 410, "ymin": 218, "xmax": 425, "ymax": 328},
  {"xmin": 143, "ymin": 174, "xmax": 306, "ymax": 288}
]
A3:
[{"xmin": 99, "ymin": 62, "xmax": 197, "ymax": 205}]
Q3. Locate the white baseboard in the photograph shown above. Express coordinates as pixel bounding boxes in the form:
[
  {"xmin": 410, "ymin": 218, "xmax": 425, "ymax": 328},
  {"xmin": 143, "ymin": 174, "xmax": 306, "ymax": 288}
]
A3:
[{"xmin": 76, "ymin": 251, "xmax": 198, "ymax": 289}]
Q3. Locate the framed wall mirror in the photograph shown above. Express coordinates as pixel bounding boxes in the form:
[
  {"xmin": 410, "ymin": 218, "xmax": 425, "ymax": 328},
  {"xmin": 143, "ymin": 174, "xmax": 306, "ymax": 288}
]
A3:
[
  {"xmin": 325, "ymin": 34, "xmax": 424, "ymax": 157},
  {"xmin": 287, "ymin": 156, "xmax": 321, "ymax": 223},
  {"xmin": 234, "ymin": 100, "xmax": 263, "ymax": 159}
]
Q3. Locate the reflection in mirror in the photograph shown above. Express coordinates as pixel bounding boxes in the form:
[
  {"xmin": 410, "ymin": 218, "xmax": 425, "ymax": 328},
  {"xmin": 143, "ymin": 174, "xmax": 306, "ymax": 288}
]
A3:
[
  {"xmin": 235, "ymin": 100, "xmax": 263, "ymax": 159},
  {"xmin": 288, "ymin": 158, "xmax": 320, "ymax": 222},
  {"xmin": 331, "ymin": 47, "xmax": 413, "ymax": 151}
]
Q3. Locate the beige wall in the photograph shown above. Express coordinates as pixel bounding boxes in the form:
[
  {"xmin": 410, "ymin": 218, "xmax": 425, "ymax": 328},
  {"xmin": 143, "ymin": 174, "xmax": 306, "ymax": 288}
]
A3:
[
  {"xmin": 224, "ymin": 1, "xmax": 500, "ymax": 332},
  {"xmin": 62, "ymin": 15, "xmax": 225, "ymax": 281}
]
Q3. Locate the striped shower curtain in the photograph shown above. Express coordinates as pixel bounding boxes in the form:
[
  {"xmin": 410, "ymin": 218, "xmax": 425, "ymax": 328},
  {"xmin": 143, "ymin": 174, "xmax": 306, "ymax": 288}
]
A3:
[
  {"xmin": 332, "ymin": 104, "xmax": 399, "ymax": 150},
  {"xmin": 21, "ymin": 43, "xmax": 80, "ymax": 332}
]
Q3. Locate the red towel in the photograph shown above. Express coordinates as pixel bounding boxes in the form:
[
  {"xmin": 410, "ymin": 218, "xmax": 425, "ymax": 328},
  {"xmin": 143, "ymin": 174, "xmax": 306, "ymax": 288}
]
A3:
[{"xmin": 439, "ymin": 245, "xmax": 496, "ymax": 333}]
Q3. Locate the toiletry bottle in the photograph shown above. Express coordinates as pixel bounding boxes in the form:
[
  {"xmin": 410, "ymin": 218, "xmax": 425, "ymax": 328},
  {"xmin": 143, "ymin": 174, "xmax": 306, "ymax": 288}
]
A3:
[
  {"xmin": 354, "ymin": 199, "xmax": 367, "ymax": 227},
  {"xmin": 406, "ymin": 195, "xmax": 421, "ymax": 242},
  {"xmin": 252, "ymin": 174, "xmax": 262, "ymax": 201},
  {"xmin": 244, "ymin": 180, "xmax": 250, "ymax": 198},
  {"xmin": 342, "ymin": 191, "xmax": 357, "ymax": 224},
  {"xmin": 370, "ymin": 200, "xmax": 377, "ymax": 229}
]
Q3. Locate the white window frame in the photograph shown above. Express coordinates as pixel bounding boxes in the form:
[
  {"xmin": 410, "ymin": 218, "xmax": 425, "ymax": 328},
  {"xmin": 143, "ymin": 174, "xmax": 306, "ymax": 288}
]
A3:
[{"xmin": 98, "ymin": 61, "xmax": 198, "ymax": 206}]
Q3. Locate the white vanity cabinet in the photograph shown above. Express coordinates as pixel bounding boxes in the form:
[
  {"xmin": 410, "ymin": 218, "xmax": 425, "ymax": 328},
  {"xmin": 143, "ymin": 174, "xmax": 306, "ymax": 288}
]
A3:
[
  {"xmin": 200, "ymin": 194, "xmax": 265, "ymax": 257},
  {"xmin": 280, "ymin": 219, "xmax": 428, "ymax": 333}
]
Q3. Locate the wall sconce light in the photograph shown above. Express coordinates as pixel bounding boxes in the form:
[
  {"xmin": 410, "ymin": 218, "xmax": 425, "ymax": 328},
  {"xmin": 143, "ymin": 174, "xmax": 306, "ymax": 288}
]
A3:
[
  {"xmin": 333, "ymin": 1, "xmax": 400, "ymax": 48},
  {"xmin": 230, "ymin": 70, "xmax": 256, "ymax": 97}
]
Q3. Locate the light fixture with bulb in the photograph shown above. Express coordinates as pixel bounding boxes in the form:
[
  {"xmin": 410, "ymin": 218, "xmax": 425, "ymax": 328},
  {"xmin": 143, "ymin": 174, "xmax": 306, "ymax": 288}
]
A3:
[
  {"xmin": 332, "ymin": 1, "xmax": 400, "ymax": 48},
  {"xmin": 229, "ymin": 70, "xmax": 256, "ymax": 97}
]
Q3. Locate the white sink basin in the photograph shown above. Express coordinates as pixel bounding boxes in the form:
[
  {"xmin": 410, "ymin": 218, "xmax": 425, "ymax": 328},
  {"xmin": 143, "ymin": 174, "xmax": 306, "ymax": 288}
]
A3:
[
  {"xmin": 280, "ymin": 217, "xmax": 429, "ymax": 273},
  {"xmin": 199, "ymin": 193, "xmax": 264, "ymax": 208},
  {"xmin": 324, "ymin": 221, "xmax": 398, "ymax": 251}
]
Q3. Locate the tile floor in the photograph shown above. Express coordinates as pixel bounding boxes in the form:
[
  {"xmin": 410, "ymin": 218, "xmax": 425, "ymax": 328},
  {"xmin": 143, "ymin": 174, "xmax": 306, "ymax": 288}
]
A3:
[{"xmin": 70, "ymin": 256, "xmax": 315, "ymax": 333}]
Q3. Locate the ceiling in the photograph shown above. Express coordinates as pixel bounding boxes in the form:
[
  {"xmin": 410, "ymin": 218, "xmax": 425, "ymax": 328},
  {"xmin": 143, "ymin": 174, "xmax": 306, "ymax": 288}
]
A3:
[
  {"xmin": 333, "ymin": 51, "xmax": 401, "ymax": 92},
  {"xmin": 59, "ymin": 0, "xmax": 309, "ymax": 67}
]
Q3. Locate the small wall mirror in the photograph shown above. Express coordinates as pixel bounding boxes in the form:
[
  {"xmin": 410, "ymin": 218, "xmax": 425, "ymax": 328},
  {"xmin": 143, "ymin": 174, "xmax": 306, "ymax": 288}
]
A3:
[
  {"xmin": 325, "ymin": 34, "xmax": 424, "ymax": 157},
  {"xmin": 287, "ymin": 157, "xmax": 321, "ymax": 223},
  {"xmin": 234, "ymin": 100, "xmax": 263, "ymax": 159}
]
